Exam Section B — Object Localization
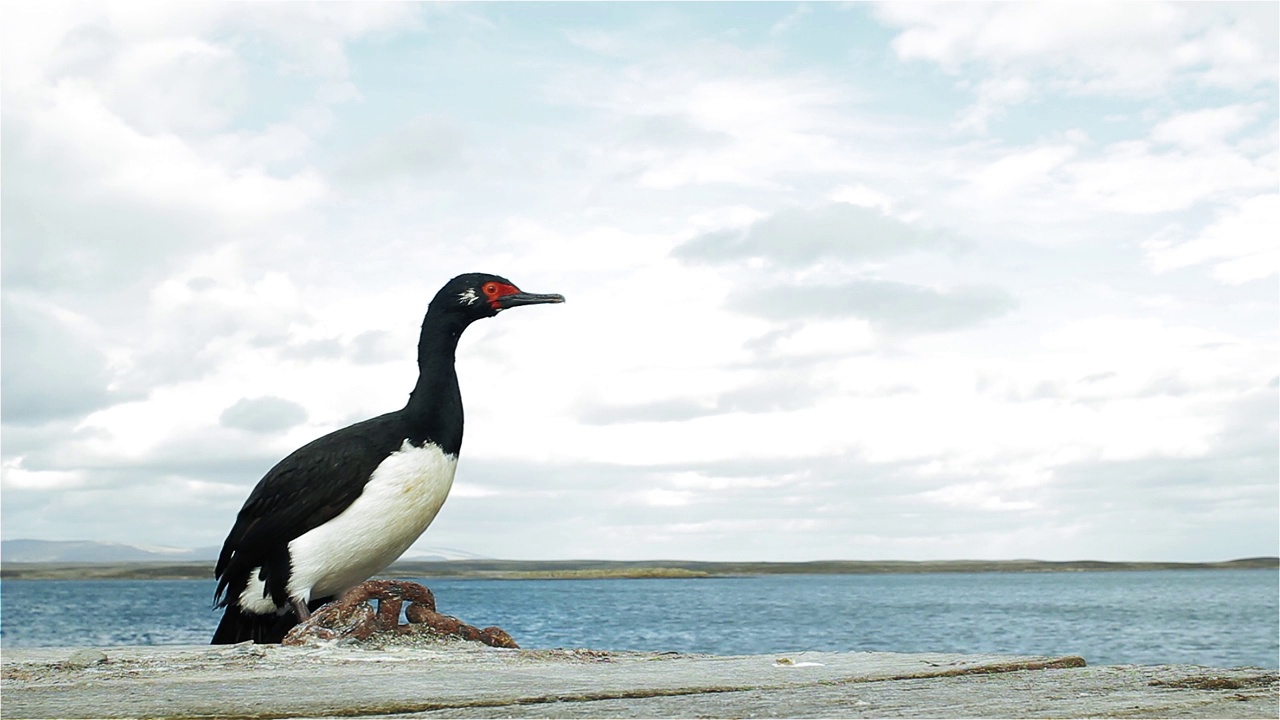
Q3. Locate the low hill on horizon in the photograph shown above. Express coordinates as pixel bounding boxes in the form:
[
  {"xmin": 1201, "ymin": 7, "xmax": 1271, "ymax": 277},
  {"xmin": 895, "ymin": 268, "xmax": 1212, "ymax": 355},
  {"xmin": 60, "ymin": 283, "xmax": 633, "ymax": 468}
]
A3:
[
  {"xmin": 2, "ymin": 553, "xmax": 1275, "ymax": 581},
  {"xmin": 0, "ymin": 539, "xmax": 221, "ymax": 563}
]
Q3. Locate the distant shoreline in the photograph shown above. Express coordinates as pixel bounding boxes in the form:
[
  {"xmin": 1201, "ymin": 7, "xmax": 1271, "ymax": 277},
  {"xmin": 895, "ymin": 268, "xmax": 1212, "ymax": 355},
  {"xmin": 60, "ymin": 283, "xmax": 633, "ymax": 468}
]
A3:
[{"xmin": 1, "ymin": 557, "xmax": 1275, "ymax": 581}]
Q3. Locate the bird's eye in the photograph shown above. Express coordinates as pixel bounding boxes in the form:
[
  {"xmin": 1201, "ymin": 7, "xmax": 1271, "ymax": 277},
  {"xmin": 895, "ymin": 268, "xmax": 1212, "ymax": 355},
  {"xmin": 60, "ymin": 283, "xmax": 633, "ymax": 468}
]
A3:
[{"xmin": 483, "ymin": 283, "xmax": 498, "ymax": 296}]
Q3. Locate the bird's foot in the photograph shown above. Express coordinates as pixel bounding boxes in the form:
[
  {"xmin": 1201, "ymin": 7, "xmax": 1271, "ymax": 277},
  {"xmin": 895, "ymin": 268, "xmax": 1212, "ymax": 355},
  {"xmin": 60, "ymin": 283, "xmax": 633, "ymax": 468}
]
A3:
[{"xmin": 280, "ymin": 579, "xmax": 518, "ymax": 648}]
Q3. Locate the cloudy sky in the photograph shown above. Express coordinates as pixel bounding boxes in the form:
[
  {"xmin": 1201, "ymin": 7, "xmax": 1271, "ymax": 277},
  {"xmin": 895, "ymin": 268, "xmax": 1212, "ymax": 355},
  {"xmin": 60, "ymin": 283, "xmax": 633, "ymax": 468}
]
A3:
[{"xmin": 2, "ymin": 2, "xmax": 1276, "ymax": 563}]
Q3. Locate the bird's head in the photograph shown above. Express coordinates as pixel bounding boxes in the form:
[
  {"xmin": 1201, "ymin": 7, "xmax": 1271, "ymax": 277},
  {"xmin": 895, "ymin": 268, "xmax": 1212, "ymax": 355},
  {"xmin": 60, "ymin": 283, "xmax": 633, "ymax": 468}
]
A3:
[{"xmin": 431, "ymin": 273, "xmax": 565, "ymax": 324}]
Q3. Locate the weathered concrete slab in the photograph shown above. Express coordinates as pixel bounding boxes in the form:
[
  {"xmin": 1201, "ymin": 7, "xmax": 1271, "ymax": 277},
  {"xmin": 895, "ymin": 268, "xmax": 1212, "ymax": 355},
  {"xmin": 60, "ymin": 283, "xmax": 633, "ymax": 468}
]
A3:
[{"xmin": 2, "ymin": 642, "xmax": 1276, "ymax": 719}]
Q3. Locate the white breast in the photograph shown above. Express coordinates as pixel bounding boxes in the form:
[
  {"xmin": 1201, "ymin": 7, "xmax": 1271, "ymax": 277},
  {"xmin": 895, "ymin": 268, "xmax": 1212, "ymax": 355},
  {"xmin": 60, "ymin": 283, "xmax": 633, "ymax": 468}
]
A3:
[{"xmin": 246, "ymin": 440, "xmax": 458, "ymax": 608}]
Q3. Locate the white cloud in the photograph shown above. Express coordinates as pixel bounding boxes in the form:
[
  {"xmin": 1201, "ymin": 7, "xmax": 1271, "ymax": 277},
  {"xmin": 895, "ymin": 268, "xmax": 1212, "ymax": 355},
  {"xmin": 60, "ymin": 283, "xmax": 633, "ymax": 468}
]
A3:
[
  {"xmin": 338, "ymin": 114, "xmax": 468, "ymax": 184},
  {"xmin": 1, "ymin": 298, "xmax": 122, "ymax": 426},
  {"xmin": 1151, "ymin": 104, "xmax": 1263, "ymax": 149},
  {"xmin": 634, "ymin": 488, "xmax": 697, "ymax": 507},
  {"xmin": 828, "ymin": 185, "xmax": 895, "ymax": 215},
  {"xmin": 1144, "ymin": 194, "xmax": 1280, "ymax": 284},
  {"xmin": 1038, "ymin": 316, "xmax": 1259, "ymax": 385},
  {"xmin": 675, "ymin": 202, "xmax": 954, "ymax": 268},
  {"xmin": 769, "ymin": 319, "xmax": 877, "ymax": 360},
  {"xmin": 246, "ymin": 3, "xmax": 420, "ymax": 74},
  {"xmin": 920, "ymin": 481, "xmax": 1037, "ymax": 512},
  {"xmin": 26, "ymin": 81, "xmax": 325, "ymax": 219},
  {"xmin": 878, "ymin": 1, "xmax": 1278, "ymax": 143},
  {"xmin": 769, "ymin": 4, "xmax": 812, "ymax": 37},
  {"xmin": 91, "ymin": 36, "xmax": 247, "ymax": 134},
  {"xmin": 955, "ymin": 76, "xmax": 1031, "ymax": 134},
  {"xmin": 951, "ymin": 104, "xmax": 1274, "ymax": 221},
  {"xmin": 967, "ymin": 143, "xmax": 1076, "ymax": 197},
  {"xmin": 1065, "ymin": 139, "xmax": 1271, "ymax": 214},
  {"xmin": 1, "ymin": 462, "xmax": 86, "ymax": 492},
  {"xmin": 563, "ymin": 27, "xmax": 628, "ymax": 57},
  {"xmin": 549, "ymin": 50, "xmax": 871, "ymax": 189},
  {"xmin": 878, "ymin": 2, "xmax": 1277, "ymax": 94}
]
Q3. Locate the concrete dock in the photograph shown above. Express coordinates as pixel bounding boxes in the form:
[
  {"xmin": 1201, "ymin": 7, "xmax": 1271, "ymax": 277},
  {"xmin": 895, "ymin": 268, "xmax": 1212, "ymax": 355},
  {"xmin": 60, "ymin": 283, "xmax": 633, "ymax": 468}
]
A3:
[{"xmin": 2, "ymin": 641, "xmax": 1277, "ymax": 718}]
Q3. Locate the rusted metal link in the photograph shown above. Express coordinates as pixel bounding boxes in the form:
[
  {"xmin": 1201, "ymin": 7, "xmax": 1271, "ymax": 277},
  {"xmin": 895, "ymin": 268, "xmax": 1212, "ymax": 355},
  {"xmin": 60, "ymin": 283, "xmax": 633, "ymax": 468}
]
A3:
[{"xmin": 282, "ymin": 579, "xmax": 518, "ymax": 648}]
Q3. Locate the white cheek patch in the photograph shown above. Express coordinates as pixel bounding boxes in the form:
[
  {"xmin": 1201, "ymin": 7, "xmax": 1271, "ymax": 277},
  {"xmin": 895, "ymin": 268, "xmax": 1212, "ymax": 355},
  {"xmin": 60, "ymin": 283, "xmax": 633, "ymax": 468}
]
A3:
[{"xmin": 458, "ymin": 289, "xmax": 479, "ymax": 305}]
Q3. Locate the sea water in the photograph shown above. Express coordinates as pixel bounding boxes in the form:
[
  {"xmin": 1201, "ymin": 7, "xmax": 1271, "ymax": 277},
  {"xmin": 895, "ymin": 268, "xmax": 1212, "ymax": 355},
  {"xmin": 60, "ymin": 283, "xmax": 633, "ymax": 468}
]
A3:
[{"xmin": 1, "ymin": 569, "xmax": 1276, "ymax": 668}]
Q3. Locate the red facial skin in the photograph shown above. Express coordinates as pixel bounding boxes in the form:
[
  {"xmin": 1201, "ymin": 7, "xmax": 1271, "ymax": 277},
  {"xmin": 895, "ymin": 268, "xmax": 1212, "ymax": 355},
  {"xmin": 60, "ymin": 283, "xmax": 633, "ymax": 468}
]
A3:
[{"xmin": 481, "ymin": 281, "xmax": 520, "ymax": 310}]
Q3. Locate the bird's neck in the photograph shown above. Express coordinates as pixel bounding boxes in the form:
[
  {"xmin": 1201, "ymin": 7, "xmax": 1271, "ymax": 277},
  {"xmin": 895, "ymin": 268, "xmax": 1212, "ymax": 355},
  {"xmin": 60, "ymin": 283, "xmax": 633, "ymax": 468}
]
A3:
[{"xmin": 403, "ymin": 312, "xmax": 466, "ymax": 454}]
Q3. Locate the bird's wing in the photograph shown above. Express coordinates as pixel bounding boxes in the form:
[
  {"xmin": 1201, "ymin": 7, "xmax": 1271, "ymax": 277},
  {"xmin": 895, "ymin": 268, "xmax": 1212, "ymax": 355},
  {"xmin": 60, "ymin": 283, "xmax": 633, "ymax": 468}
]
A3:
[{"xmin": 214, "ymin": 413, "xmax": 405, "ymax": 608}]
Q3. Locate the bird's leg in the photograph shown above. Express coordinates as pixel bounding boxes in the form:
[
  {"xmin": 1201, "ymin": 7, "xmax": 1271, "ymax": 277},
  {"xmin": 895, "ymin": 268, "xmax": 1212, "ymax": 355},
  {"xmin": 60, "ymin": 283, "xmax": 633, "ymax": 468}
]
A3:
[{"xmin": 292, "ymin": 598, "xmax": 312, "ymax": 622}]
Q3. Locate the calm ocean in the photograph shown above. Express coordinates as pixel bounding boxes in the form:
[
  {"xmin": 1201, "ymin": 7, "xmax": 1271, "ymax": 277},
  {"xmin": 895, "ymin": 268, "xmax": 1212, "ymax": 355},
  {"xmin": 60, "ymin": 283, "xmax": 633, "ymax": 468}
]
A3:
[{"xmin": 1, "ymin": 569, "xmax": 1276, "ymax": 668}]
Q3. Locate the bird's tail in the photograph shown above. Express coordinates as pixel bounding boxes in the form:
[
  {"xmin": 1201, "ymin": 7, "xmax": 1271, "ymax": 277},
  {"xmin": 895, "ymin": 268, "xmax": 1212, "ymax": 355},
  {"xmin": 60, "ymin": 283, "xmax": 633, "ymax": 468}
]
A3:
[{"xmin": 211, "ymin": 606, "xmax": 298, "ymax": 645}]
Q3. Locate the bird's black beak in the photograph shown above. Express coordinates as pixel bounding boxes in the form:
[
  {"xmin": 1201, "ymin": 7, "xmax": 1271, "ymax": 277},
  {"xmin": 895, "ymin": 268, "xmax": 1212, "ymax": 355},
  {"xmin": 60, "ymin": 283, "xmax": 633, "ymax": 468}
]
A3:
[{"xmin": 497, "ymin": 291, "xmax": 565, "ymax": 310}]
